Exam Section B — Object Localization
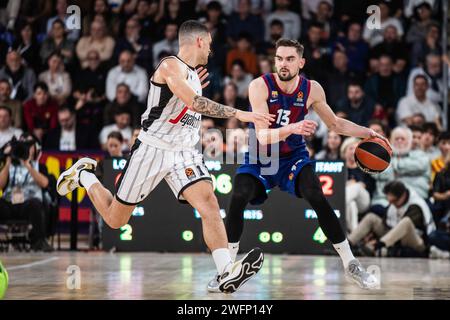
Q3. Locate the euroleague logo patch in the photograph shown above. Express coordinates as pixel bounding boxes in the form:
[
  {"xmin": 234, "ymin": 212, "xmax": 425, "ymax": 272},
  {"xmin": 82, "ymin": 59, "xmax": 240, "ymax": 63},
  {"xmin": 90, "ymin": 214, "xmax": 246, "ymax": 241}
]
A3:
[{"xmin": 185, "ymin": 168, "xmax": 196, "ymax": 180}]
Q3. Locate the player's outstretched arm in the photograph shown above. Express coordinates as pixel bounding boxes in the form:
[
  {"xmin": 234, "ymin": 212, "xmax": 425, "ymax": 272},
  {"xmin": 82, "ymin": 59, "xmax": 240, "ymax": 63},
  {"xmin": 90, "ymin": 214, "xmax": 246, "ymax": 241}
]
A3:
[
  {"xmin": 249, "ymin": 78, "xmax": 317, "ymax": 145},
  {"xmin": 158, "ymin": 59, "xmax": 274, "ymax": 127},
  {"xmin": 309, "ymin": 80, "xmax": 391, "ymax": 146}
]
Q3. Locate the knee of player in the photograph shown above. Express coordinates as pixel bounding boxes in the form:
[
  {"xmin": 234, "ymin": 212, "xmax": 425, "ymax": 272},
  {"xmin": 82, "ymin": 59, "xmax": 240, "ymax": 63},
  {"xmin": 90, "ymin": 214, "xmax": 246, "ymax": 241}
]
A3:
[{"xmin": 108, "ymin": 216, "xmax": 130, "ymax": 229}]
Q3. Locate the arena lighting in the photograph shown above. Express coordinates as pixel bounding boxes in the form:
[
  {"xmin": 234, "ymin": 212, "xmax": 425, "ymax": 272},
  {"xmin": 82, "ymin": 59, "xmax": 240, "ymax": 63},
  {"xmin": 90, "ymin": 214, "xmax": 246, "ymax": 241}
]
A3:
[
  {"xmin": 272, "ymin": 232, "xmax": 284, "ymax": 243},
  {"xmin": 120, "ymin": 224, "xmax": 133, "ymax": 241},
  {"xmin": 312, "ymin": 228, "xmax": 327, "ymax": 244},
  {"xmin": 259, "ymin": 232, "xmax": 271, "ymax": 243},
  {"xmin": 182, "ymin": 230, "xmax": 194, "ymax": 242}
]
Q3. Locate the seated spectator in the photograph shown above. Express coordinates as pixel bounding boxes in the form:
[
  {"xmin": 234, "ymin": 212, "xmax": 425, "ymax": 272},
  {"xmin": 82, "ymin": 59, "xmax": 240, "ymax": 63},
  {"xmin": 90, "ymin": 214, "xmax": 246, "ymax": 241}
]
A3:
[
  {"xmin": 106, "ymin": 50, "xmax": 148, "ymax": 104},
  {"xmin": 43, "ymin": 106, "xmax": 97, "ymax": 151},
  {"xmin": 227, "ymin": 0, "xmax": 265, "ymax": 47},
  {"xmin": 104, "ymin": 83, "xmax": 143, "ymax": 128},
  {"xmin": 23, "ymin": 82, "xmax": 59, "ymax": 141},
  {"xmin": 335, "ymin": 81, "xmax": 375, "ymax": 127},
  {"xmin": 334, "ymin": 22, "xmax": 369, "ymax": 76},
  {"xmin": 0, "ymin": 79, "xmax": 22, "ymax": 128},
  {"xmin": 368, "ymin": 119, "xmax": 390, "ymax": 138},
  {"xmin": 45, "ymin": 0, "xmax": 80, "ymax": 42},
  {"xmin": 258, "ymin": 19, "xmax": 284, "ymax": 56},
  {"xmin": 0, "ymin": 50, "xmax": 37, "ymax": 102},
  {"xmin": 431, "ymin": 132, "xmax": 450, "ymax": 182},
  {"xmin": 76, "ymin": 20, "xmax": 115, "ymax": 69},
  {"xmin": 82, "ymin": 0, "xmax": 117, "ymax": 38},
  {"xmin": 40, "ymin": 19, "xmax": 76, "ymax": 67},
  {"xmin": 302, "ymin": 22, "xmax": 331, "ymax": 80},
  {"xmin": 406, "ymin": 2, "xmax": 438, "ymax": 45},
  {"xmin": 130, "ymin": 127, "xmax": 141, "ymax": 150},
  {"xmin": 196, "ymin": 0, "xmax": 233, "ymax": 16},
  {"xmin": 407, "ymin": 53, "xmax": 450, "ymax": 106},
  {"xmin": 226, "ymin": 33, "xmax": 259, "ymax": 76},
  {"xmin": 218, "ymin": 82, "xmax": 247, "ymax": 111},
  {"xmin": 73, "ymin": 50, "xmax": 107, "ymax": 103},
  {"xmin": 341, "ymin": 137, "xmax": 373, "ymax": 232},
  {"xmin": 362, "ymin": 1, "xmax": 404, "ymax": 48},
  {"xmin": 397, "ymin": 75, "xmax": 441, "ymax": 129},
  {"xmin": 258, "ymin": 56, "xmax": 273, "ymax": 75},
  {"xmin": 155, "ymin": 0, "xmax": 184, "ymax": 36},
  {"xmin": 314, "ymin": 130, "xmax": 342, "ymax": 161},
  {"xmin": 12, "ymin": 23, "xmax": 41, "ymax": 72},
  {"xmin": 305, "ymin": 1, "xmax": 338, "ymax": 42},
  {"xmin": 38, "ymin": 53, "xmax": 72, "ymax": 106},
  {"xmin": 114, "ymin": 17, "xmax": 152, "ymax": 72},
  {"xmin": 0, "ymin": 133, "xmax": 53, "ymax": 252},
  {"xmin": 410, "ymin": 125, "xmax": 424, "ymax": 150},
  {"xmin": 420, "ymin": 122, "xmax": 441, "ymax": 162},
  {"xmin": 224, "ymin": 60, "xmax": 253, "ymax": 99},
  {"xmin": 265, "ymin": 0, "xmax": 301, "ymax": 41},
  {"xmin": 152, "ymin": 23, "xmax": 179, "ymax": 69},
  {"xmin": 391, "ymin": 126, "xmax": 431, "ymax": 199},
  {"xmin": 0, "ymin": 106, "xmax": 22, "ymax": 148},
  {"xmin": 411, "ymin": 22, "xmax": 441, "ymax": 68},
  {"xmin": 364, "ymin": 55, "xmax": 406, "ymax": 126},
  {"xmin": 134, "ymin": 0, "xmax": 159, "ymax": 41},
  {"xmin": 369, "ymin": 25, "xmax": 408, "ymax": 74},
  {"xmin": 348, "ymin": 181, "xmax": 435, "ymax": 257},
  {"xmin": 99, "ymin": 109, "xmax": 132, "ymax": 151}
]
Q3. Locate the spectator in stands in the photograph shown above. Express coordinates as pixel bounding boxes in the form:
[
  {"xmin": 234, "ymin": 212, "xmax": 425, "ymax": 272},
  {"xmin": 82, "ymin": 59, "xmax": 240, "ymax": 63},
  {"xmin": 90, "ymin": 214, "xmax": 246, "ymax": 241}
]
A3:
[
  {"xmin": 196, "ymin": 0, "xmax": 233, "ymax": 16},
  {"xmin": 362, "ymin": 0, "xmax": 403, "ymax": 48},
  {"xmin": 130, "ymin": 127, "xmax": 141, "ymax": 149},
  {"xmin": 258, "ymin": 56, "xmax": 273, "ymax": 75},
  {"xmin": 12, "ymin": 23, "xmax": 41, "ymax": 73},
  {"xmin": 369, "ymin": 25, "xmax": 408, "ymax": 74},
  {"xmin": 407, "ymin": 53, "xmax": 450, "ymax": 106},
  {"xmin": 390, "ymin": 126, "xmax": 430, "ymax": 199},
  {"xmin": 334, "ymin": 21, "xmax": 369, "ymax": 76},
  {"xmin": 227, "ymin": 0, "xmax": 265, "ymax": 47},
  {"xmin": 114, "ymin": 17, "xmax": 153, "ymax": 72},
  {"xmin": 224, "ymin": 60, "xmax": 253, "ymax": 99},
  {"xmin": 0, "ymin": 80, "xmax": 22, "ymax": 128},
  {"xmin": 23, "ymin": 82, "xmax": 59, "ymax": 141},
  {"xmin": 368, "ymin": 119, "xmax": 390, "ymax": 138},
  {"xmin": 219, "ymin": 82, "xmax": 247, "ymax": 112},
  {"xmin": 349, "ymin": 181, "xmax": 435, "ymax": 257},
  {"xmin": 0, "ymin": 50, "xmax": 37, "ymax": 102},
  {"xmin": 83, "ymin": 0, "xmax": 117, "ymax": 38},
  {"xmin": 314, "ymin": 130, "xmax": 342, "ymax": 160},
  {"xmin": 306, "ymin": 0, "xmax": 338, "ymax": 42},
  {"xmin": 420, "ymin": 122, "xmax": 440, "ymax": 162},
  {"xmin": 265, "ymin": 0, "xmax": 301, "ymax": 41},
  {"xmin": 335, "ymin": 81, "xmax": 375, "ymax": 127},
  {"xmin": 259, "ymin": 19, "xmax": 284, "ymax": 56},
  {"xmin": 155, "ymin": 0, "xmax": 184, "ymax": 35},
  {"xmin": 40, "ymin": 19, "xmax": 76, "ymax": 67},
  {"xmin": 302, "ymin": 22, "xmax": 331, "ymax": 80},
  {"xmin": 411, "ymin": 22, "xmax": 441, "ymax": 68},
  {"xmin": 430, "ymin": 151, "xmax": 450, "ymax": 236},
  {"xmin": 152, "ymin": 23, "xmax": 179, "ymax": 68},
  {"xmin": 226, "ymin": 33, "xmax": 259, "ymax": 76},
  {"xmin": 324, "ymin": 50, "xmax": 357, "ymax": 106},
  {"xmin": 76, "ymin": 20, "xmax": 115, "ymax": 69},
  {"xmin": 43, "ymin": 106, "xmax": 96, "ymax": 151},
  {"xmin": 46, "ymin": 0, "xmax": 80, "ymax": 42},
  {"xmin": 38, "ymin": 53, "xmax": 72, "ymax": 106},
  {"xmin": 397, "ymin": 75, "xmax": 441, "ymax": 129},
  {"xmin": 410, "ymin": 125, "xmax": 424, "ymax": 151},
  {"xmin": 341, "ymin": 137, "xmax": 373, "ymax": 232},
  {"xmin": 364, "ymin": 55, "xmax": 406, "ymax": 126},
  {"xmin": 104, "ymin": 83, "xmax": 142, "ymax": 128},
  {"xmin": 431, "ymin": 132, "xmax": 450, "ymax": 182},
  {"xmin": 0, "ymin": 133, "xmax": 53, "ymax": 252},
  {"xmin": 106, "ymin": 50, "xmax": 148, "ymax": 104},
  {"xmin": 406, "ymin": 2, "xmax": 437, "ymax": 45},
  {"xmin": 99, "ymin": 109, "xmax": 132, "ymax": 151},
  {"xmin": 0, "ymin": 106, "xmax": 22, "ymax": 148},
  {"xmin": 132, "ymin": 0, "xmax": 159, "ymax": 40}
]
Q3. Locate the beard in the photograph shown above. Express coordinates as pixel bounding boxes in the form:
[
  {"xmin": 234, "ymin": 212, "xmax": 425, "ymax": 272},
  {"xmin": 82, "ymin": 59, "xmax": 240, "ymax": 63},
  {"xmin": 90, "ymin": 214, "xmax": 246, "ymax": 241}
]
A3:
[{"xmin": 277, "ymin": 70, "xmax": 297, "ymax": 81}]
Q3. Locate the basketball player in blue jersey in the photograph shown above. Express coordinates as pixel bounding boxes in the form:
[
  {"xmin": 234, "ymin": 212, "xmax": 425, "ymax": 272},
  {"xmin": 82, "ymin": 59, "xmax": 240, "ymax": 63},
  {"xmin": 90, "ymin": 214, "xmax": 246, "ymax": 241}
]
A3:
[{"xmin": 208, "ymin": 39, "xmax": 391, "ymax": 292}]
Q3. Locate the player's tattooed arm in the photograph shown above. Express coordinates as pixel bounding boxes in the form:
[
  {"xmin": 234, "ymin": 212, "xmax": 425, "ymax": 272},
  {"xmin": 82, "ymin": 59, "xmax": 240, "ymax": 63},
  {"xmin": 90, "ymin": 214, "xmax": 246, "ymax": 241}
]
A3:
[{"xmin": 192, "ymin": 95, "xmax": 237, "ymax": 118}]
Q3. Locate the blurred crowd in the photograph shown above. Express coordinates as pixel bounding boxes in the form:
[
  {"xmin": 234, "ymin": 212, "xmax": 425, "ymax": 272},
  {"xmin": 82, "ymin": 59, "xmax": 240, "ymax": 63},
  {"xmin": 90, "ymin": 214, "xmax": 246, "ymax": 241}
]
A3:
[{"xmin": 0, "ymin": 0, "xmax": 449, "ymax": 255}]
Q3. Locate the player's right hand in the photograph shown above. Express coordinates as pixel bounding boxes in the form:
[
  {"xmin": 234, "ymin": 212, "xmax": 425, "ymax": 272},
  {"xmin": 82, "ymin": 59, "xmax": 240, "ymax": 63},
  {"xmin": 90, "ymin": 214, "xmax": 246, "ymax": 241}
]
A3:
[
  {"xmin": 289, "ymin": 120, "xmax": 318, "ymax": 137},
  {"xmin": 235, "ymin": 110, "xmax": 275, "ymax": 127}
]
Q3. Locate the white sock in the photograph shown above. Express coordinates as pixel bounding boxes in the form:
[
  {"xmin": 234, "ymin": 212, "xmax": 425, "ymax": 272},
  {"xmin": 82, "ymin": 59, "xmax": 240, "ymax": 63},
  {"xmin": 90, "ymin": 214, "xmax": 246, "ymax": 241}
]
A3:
[
  {"xmin": 228, "ymin": 242, "xmax": 239, "ymax": 262},
  {"xmin": 333, "ymin": 239, "xmax": 356, "ymax": 268},
  {"xmin": 212, "ymin": 248, "xmax": 232, "ymax": 274},
  {"xmin": 80, "ymin": 170, "xmax": 100, "ymax": 192}
]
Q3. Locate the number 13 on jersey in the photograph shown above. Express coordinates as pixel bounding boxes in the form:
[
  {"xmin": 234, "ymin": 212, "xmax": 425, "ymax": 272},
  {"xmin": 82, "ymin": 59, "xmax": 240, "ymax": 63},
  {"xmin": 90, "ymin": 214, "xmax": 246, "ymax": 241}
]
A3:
[{"xmin": 276, "ymin": 109, "xmax": 291, "ymax": 126}]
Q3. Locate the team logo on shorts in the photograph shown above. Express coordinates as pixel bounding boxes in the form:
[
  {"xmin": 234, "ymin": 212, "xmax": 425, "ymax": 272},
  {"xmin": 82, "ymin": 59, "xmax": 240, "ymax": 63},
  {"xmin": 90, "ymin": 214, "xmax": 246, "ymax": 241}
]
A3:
[
  {"xmin": 185, "ymin": 168, "xmax": 196, "ymax": 180},
  {"xmin": 288, "ymin": 173, "xmax": 294, "ymax": 180}
]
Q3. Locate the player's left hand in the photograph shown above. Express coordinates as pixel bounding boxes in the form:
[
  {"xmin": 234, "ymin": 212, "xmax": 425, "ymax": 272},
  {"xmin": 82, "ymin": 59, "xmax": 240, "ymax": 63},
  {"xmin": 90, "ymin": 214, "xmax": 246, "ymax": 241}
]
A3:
[
  {"xmin": 196, "ymin": 66, "xmax": 210, "ymax": 89},
  {"xmin": 368, "ymin": 129, "xmax": 393, "ymax": 153}
]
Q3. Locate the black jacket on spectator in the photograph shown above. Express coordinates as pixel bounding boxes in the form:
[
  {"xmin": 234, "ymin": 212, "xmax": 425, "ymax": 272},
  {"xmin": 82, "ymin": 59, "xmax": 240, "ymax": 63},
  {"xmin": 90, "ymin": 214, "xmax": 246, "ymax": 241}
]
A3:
[
  {"xmin": 103, "ymin": 97, "xmax": 143, "ymax": 128},
  {"xmin": 74, "ymin": 63, "xmax": 108, "ymax": 97},
  {"xmin": 364, "ymin": 73, "xmax": 406, "ymax": 110},
  {"xmin": 43, "ymin": 123, "xmax": 98, "ymax": 151},
  {"xmin": 324, "ymin": 69, "xmax": 361, "ymax": 106},
  {"xmin": 335, "ymin": 95, "xmax": 375, "ymax": 127},
  {"xmin": 369, "ymin": 41, "xmax": 409, "ymax": 65},
  {"xmin": 113, "ymin": 37, "xmax": 153, "ymax": 73}
]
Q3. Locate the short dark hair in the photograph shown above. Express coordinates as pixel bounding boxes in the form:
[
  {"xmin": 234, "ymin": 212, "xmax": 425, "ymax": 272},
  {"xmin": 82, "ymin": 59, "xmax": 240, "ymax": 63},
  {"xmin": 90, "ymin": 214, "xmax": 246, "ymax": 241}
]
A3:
[
  {"xmin": 34, "ymin": 82, "xmax": 49, "ymax": 93},
  {"xmin": 0, "ymin": 106, "xmax": 12, "ymax": 117},
  {"xmin": 409, "ymin": 125, "xmax": 424, "ymax": 133},
  {"xmin": 114, "ymin": 108, "xmax": 131, "ymax": 117},
  {"xmin": 423, "ymin": 122, "xmax": 439, "ymax": 137},
  {"xmin": 179, "ymin": 20, "xmax": 208, "ymax": 44},
  {"xmin": 270, "ymin": 19, "xmax": 284, "ymax": 28},
  {"xmin": 0, "ymin": 79, "xmax": 11, "ymax": 88},
  {"xmin": 437, "ymin": 132, "xmax": 450, "ymax": 143},
  {"xmin": 107, "ymin": 131, "xmax": 124, "ymax": 143},
  {"xmin": 58, "ymin": 105, "xmax": 75, "ymax": 114},
  {"xmin": 383, "ymin": 181, "xmax": 407, "ymax": 198},
  {"xmin": 275, "ymin": 38, "xmax": 304, "ymax": 57},
  {"xmin": 206, "ymin": 1, "xmax": 222, "ymax": 11},
  {"xmin": 413, "ymin": 74, "xmax": 428, "ymax": 85}
]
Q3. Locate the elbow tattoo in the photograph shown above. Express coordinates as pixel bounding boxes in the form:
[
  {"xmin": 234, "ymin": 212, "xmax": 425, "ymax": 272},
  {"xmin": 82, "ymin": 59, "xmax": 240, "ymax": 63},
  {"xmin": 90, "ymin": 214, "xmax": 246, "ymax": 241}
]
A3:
[{"xmin": 192, "ymin": 95, "xmax": 237, "ymax": 118}]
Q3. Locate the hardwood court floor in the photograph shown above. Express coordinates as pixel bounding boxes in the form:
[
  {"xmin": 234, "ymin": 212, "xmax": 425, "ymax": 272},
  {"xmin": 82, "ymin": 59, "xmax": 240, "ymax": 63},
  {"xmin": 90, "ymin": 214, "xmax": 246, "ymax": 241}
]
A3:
[{"xmin": 1, "ymin": 252, "xmax": 450, "ymax": 300}]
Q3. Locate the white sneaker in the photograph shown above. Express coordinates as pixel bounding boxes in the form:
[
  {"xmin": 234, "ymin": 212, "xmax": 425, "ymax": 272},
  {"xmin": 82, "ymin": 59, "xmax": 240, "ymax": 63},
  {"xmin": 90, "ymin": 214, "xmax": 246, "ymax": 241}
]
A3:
[
  {"xmin": 207, "ymin": 273, "xmax": 221, "ymax": 293},
  {"xmin": 218, "ymin": 247, "xmax": 264, "ymax": 294},
  {"xmin": 345, "ymin": 259, "xmax": 380, "ymax": 290},
  {"xmin": 429, "ymin": 245, "xmax": 450, "ymax": 259},
  {"xmin": 57, "ymin": 157, "xmax": 97, "ymax": 196}
]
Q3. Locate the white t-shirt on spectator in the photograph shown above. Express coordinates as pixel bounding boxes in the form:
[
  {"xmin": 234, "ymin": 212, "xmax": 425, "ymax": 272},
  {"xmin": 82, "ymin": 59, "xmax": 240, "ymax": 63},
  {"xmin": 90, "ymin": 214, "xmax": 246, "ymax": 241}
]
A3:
[
  {"xmin": 99, "ymin": 125, "xmax": 132, "ymax": 151},
  {"xmin": 153, "ymin": 39, "xmax": 179, "ymax": 69},
  {"xmin": 106, "ymin": 65, "xmax": 149, "ymax": 103},
  {"xmin": 363, "ymin": 17, "xmax": 404, "ymax": 47},
  {"xmin": 60, "ymin": 129, "xmax": 76, "ymax": 151},
  {"xmin": 0, "ymin": 127, "xmax": 23, "ymax": 148},
  {"xmin": 265, "ymin": 10, "xmax": 301, "ymax": 41},
  {"xmin": 396, "ymin": 94, "xmax": 441, "ymax": 124},
  {"xmin": 407, "ymin": 66, "xmax": 450, "ymax": 106}
]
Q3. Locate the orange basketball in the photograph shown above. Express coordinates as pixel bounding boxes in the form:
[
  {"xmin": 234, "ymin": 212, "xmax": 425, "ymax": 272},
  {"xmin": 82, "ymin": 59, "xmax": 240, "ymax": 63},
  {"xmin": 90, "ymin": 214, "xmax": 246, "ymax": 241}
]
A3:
[{"xmin": 354, "ymin": 137, "xmax": 392, "ymax": 174}]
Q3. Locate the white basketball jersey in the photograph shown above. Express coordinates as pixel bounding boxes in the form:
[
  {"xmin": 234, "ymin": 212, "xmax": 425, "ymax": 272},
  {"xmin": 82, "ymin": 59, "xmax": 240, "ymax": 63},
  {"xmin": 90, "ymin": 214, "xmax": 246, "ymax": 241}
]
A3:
[{"xmin": 138, "ymin": 56, "xmax": 202, "ymax": 151}]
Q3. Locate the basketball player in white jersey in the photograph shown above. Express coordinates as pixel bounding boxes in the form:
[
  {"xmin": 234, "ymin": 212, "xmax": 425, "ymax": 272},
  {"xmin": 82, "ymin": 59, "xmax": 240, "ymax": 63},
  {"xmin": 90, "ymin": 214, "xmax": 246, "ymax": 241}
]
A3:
[{"xmin": 56, "ymin": 20, "xmax": 274, "ymax": 294}]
